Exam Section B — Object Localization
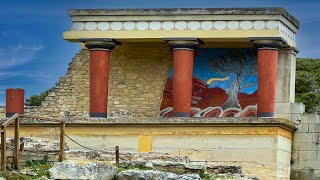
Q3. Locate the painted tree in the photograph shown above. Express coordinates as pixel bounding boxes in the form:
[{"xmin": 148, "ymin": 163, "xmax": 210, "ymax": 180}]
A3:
[{"xmin": 208, "ymin": 48, "xmax": 257, "ymax": 109}]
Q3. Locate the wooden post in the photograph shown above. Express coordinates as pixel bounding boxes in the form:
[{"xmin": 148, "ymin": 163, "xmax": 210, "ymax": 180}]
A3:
[
  {"xmin": 115, "ymin": 146, "xmax": 119, "ymax": 167},
  {"xmin": 1, "ymin": 127, "xmax": 6, "ymax": 171},
  {"xmin": 58, "ymin": 120, "xmax": 65, "ymax": 162},
  {"xmin": 13, "ymin": 117, "xmax": 19, "ymax": 169},
  {"xmin": 19, "ymin": 137, "xmax": 25, "ymax": 152}
]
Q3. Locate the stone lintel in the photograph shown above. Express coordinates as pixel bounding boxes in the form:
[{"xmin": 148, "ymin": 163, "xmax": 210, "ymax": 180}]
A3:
[{"xmin": 67, "ymin": 8, "xmax": 300, "ymax": 28}]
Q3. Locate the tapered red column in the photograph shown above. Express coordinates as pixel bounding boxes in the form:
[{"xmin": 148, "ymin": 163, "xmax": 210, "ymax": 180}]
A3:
[
  {"xmin": 253, "ymin": 39, "xmax": 283, "ymax": 117},
  {"xmin": 85, "ymin": 41, "xmax": 116, "ymax": 118},
  {"xmin": 168, "ymin": 40, "xmax": 199, "ymax": 117},
  {"xmin": 6, "ymin": 88, "xmax": 24, "ymax": 117}
]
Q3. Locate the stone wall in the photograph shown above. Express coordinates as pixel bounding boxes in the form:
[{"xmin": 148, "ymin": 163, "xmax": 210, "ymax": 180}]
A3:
[
  {"xmin": 291, "ymin": 113, "xmax": 320, "ymax": 179},
  {"xmin": 2, "ymin": 117, "xmax": 294, "ymax": 179},
  {"xmin": 0, "ymin": 106, "xmax": 5, "ymax": 119},
  {"xmin": 26, "ymin": 43, "xmax": 171, "ymax": 118}
]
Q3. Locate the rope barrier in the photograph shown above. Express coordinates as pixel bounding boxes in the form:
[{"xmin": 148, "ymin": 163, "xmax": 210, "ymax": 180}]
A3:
[{"xmin": 64, "ymin": 134, "xmax": 115, "ymax": 152}]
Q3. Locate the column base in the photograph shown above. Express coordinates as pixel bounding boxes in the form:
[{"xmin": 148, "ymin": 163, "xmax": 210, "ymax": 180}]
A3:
[
  {"xmin": 90, "ymin": 112, "xmax": 107, "ymax": 118},
  {"xmin": 6, "ymin": 112, "xmax": 16, "ymax": 117},
  {"xmin": 173, "ymin": 112, "xmax": 191, "ymax": 117},
  {"xmin": 257, "ymin": 112, "xmax": 274, "ymax": 117}
]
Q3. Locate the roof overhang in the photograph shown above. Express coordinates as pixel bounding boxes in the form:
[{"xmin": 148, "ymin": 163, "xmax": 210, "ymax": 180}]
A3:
[{"xmin": 63, "ymin": 8, "xmax": 299, "ymax": 48}]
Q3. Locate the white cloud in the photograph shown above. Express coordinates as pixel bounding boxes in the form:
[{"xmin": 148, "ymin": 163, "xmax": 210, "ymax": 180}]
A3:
[
  {"xmin": 0, "ymin": 44, "xmax": 43, "ymax": 69},
  {"xmin": 0, "ymin": 71, "xmax": 51, "ymax": 79}
]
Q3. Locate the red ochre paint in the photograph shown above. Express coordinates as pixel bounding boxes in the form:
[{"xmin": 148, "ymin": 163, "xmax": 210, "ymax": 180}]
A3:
[
  {"xmin": 6, "ymin": 88, "xmax": 24, "ymax": 116},
  {"xmin": 90, "ymin": 50, "xmax": 110, "ymax": 117},
  {"xmin": 172, "ymin": 49, "xmax": 194, "ymax": 117},
  {"xmin": 257, "ymin": 49, "xmax": 278, "ymax": 117}
]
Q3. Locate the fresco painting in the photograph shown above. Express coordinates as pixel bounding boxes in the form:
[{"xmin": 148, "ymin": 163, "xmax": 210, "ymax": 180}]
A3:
[{"xmin": 159, "ymin": 48, "xmax": 258, "ymax": 117}]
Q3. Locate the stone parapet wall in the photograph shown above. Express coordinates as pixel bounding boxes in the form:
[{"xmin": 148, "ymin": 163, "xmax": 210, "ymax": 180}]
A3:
[
  {"xmin": 23, "ymin": 43, "xmax": 171, "ymax": 118},
  {"xmin": 1, "ymin": 117, "xmax": 294, "ymax": 179}
]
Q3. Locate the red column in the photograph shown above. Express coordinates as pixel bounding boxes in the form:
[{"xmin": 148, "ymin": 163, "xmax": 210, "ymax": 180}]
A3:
[
  {"xmin": 251, "ymin": 39, "xmax": 283, "ymax": 117},
  {"xmin": 89, "ymin": 50, "xmax": 110, "ymax": 118},
  {"xmin": 167, "ymin": 39, "xmax": 199, "ymax": 117},
  {"xmin": 257, "ymin": 49, "xmax": 278, "ymax": 117},
  {"xmin": 86, "ymin": 41, "xmax": 116, "ymax": 118},
  {"xmin": 172, "ymin": 49, "xmax": 194, "ymax": 117},
  {"xmin": 6, "ymin": 89, "xmax": 24, "ymax": 117}
]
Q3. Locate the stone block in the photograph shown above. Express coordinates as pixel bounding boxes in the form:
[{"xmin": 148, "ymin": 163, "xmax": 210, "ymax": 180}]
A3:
[
  {"xmin": 291, "ymin": 103, "xmax": 305, "ymax": 114},
  {"xmin": 296, "ymin": 124, "xmax": 310, "ymax": 133},
  {"xmin": 291, "ymin": 160, "xmax": 320, "ymax": 170},
  {"xmin": 291, "ymin": 168, "xmax": 315, "ymax": 180},
  {"xmin": 308, "ymin": 124, "xmax": 320, "ymax": 133},
  {"xmin": 293, "ymin": 142, "xmax": 320, "ymax": 151},
  {"xmin": 300, "ymin": 114, "xmax": 320, "ymax": 124},
  {"xmin": 49, "ymin": 160, "xmax": 118, "ymax": 180},
  {"xmin": 296, "ymin": 151, "xmax": 319, "ymax": 161},
  {"xmin": 293, "ymin": 132, "xmax": 315, "ymax": 143},
  {"xmin": 277, "ymin": 135, "xmax": 292, "ymax": 152},
  {"xmin": 152, "ymin": 135, "xmax": 277, "ymax": 150},
  {"xmin": 277, "ymin": 150, "xmax": 291, "ymax": 165},
  {"xmin": 275, "ymin": 103, "xmax": 291, "ymax": 114}
]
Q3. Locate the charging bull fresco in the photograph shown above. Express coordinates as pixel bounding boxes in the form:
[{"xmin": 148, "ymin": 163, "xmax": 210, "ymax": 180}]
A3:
[{"xmin": 159, "ymin": 48, "xmax": 258, "ymax": 117}]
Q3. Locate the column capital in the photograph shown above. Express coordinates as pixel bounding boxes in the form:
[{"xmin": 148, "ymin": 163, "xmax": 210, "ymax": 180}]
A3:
[
  {"xmin": 81, "ymin": 38, "xmax": 121, "ymax": 51},
  {"xmin": 249, "ymin": 37, "xmax": 286, "ymax": 50},
  {"xmin": 164, "ymin": 38, "xmax": 203, "ymax": 51}
]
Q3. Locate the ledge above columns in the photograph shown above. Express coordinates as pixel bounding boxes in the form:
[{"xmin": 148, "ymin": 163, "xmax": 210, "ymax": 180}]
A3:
[{"xmin": 63, "ymin": 8, "xmax": 299, "ymax": 48}]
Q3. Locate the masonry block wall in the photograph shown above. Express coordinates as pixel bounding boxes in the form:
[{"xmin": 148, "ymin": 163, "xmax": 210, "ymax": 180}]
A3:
[
  {"xmin": 291, "ymin": 114, "xmax": 320, "ymax": 179},
  {"xmin": 0, "ymin": 46, "xmax": 298, "ymax": 119},
  {"xmin": 5, "ymin": 43, "xmax": 171, "ymax": 118}
]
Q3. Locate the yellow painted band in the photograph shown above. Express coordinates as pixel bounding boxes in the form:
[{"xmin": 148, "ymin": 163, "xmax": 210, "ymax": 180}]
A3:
[{"xmin": 3, "ymin": 126, "xmax": 293, "ymax": 140}]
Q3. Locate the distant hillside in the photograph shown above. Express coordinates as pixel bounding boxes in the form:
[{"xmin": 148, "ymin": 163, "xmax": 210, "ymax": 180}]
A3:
[{"xmin": 296, "ymin": 58, "xmax": 320, "ymax": 114}]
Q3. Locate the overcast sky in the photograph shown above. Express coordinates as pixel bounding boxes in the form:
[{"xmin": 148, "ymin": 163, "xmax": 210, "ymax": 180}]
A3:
[{"xmin": 0, "ymin": 0, "xmax": 319, "ymax": 105}]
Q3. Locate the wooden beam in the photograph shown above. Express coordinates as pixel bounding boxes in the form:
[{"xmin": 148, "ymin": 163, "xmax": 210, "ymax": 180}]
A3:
[
  {"xmin": 13, "ymin": 117, "xmax": 19, "ymax": 169},
  {"xmin": 1, "ymin": 129, "xmax": 6, "ymax": 171},
  {"xmin": 1, "ymin": 113, "xmax": 18, "ymax": 128},
  {"xmin": 58, "ymin": 120, "xmax": 65, "ymax": 162}
]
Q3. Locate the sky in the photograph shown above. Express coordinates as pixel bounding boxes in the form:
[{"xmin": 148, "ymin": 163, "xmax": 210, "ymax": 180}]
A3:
[{"xmin": 0, "ymin": 0, "xmax": 320, "ymax": 105}]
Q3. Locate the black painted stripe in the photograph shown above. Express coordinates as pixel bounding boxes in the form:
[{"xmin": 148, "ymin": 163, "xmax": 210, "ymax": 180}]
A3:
[
  {"xmin": 90, "ymin": 112, "xmax": 107, "ymax": 118},
  {"xmin": 6, "ymin": 112, "xmax": 16, "ymax": 117},
  {"xmin": 173, "ymin": 112, "xmax": 191, "ymax": 117},
  {"xmin": 257, "ymin": 112, "xmax": 274, "ymax": 117}
]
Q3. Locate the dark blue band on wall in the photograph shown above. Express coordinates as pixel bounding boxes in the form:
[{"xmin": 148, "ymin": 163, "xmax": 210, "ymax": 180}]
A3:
[
  {"xmin": 257, "ymin": 112, "xmax": 274, "ymax": 117},
  {"xmin": 6, "ymin": 112, "xmax": 16, "ymax": 117},
  {"xmin": 173, "ymin": 112, "xmax": 191, "ymax": 117},
  {"xmin": 90, "ymin": 112, "xmax": 107, "ymax": 118}
]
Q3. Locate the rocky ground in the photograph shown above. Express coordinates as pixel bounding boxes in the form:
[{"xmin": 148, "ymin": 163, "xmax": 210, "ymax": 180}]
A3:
[{"xmin": 0, "ymin": 137, "xmax": 259, "ymax": 180}]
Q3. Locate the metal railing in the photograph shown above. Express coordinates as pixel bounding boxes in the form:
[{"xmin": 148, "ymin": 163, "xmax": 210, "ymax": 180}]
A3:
[{"xmin": 0, "ymin": 114, "xmax": 65, "ymax": 171}]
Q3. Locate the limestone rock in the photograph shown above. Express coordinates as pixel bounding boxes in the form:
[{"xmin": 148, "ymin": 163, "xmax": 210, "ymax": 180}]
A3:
[
  {"xmin": 49, "ymin": 160, "xmax": 117, "ymax": 180},
  {"xmin": 145, "ymin": 162, "xmax": 153, "ymax": 168},
  {"xmin": 116, "ymin": 169, "xmax": 201, "ymax": 180}
]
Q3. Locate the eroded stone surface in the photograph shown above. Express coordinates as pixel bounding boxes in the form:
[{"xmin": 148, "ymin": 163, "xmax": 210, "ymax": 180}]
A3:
[
  {"xmin": 116, "ymin": 170, "xmax": 201, "ymax": 180},
  {"xmin": 0, "ymin": 137, "xmax": 68, "ymax": 152},
  {"xmin": 49, "ymin": 160, "xmax": 117, "ymax": 180}
]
